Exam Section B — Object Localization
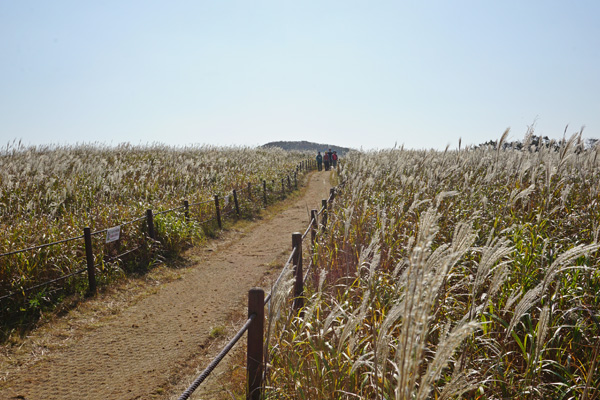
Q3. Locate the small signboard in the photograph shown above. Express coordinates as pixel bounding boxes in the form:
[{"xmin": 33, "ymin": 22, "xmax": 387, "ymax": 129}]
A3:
[{"xmin": 106, "ymin": 226, "xmax": 121, "ymax": 243}]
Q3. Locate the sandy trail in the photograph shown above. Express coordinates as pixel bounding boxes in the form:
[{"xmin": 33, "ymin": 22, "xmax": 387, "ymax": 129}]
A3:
[{"xmin": 1, "ymin": 171, "xmax": 332, "ymax": 400}]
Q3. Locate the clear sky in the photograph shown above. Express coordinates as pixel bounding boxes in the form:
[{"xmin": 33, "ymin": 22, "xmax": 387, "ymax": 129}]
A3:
[{"xmin": 1, "ymin": 1, "xmax": 599, "ymax": 150}]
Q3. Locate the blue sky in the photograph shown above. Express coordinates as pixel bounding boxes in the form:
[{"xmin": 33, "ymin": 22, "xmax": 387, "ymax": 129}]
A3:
[{"xmin": 1, "ymin": 1, "xmax": 599, "ymax": 150}]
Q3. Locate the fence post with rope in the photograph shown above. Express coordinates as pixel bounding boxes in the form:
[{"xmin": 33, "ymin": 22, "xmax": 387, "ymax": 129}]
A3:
[
  {"xmin": 214, "ymin": 195, "xmax": 222, "ymax": 229},
  {"xmin": 292, "ymin": 232, "xmax": 303, "ymax": 313},
  {"xmin": 321, "ymin": 200, "xmax": 328, "ymax": 230},
  {"xmin": 233, "ymin": 189, "xmax": 240, "ymax": 218},
  {"xmin": 183, "ymin": 200, "xmax": 190, "ymax": 223},
  {"xmin": 247, "ymin": 288, "xmax": 264, "ymax": 400},
  {"xmin": 310, "ymin": 209, "xmax": 318, "ymax": 248},
  {"xmin": 146, "ymin": 209, "xmax": 155, "ymax": 240},
  {"xmin": 83, "ymin": 227, "xmax": 97, "ymax": 295}
]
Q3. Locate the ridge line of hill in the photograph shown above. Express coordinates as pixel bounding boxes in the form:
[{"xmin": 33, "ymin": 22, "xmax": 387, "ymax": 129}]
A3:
[{"xmin": 261, "ymin": 140, "xmax": 352, "ymax": 156}]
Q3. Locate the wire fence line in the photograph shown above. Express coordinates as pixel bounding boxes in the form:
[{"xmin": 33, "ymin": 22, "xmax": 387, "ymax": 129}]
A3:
[
  {"xmin": 189, "ymin": 198, "xmax": 214, "ymax": 207},
  {"xmin": 0, "ymin": 267, "xmax": 88, "ymax": 302},
  {"xmin": 154, "ymin": 204, "xmax": 187, "ymax": 216},
  {"xmin": 89, "ymin": 215, "xmax": 148, "ymax": 238},
  {"xmin": 0, "ymin": 161, "xmax": 315, "ymax": 303},
  {"xmin": 103, "ymin": 245, "xmax": 142, "ymax": 265},
  {"xmin": 0, "ymin": 234, "xmax": 85, "ymax": 258},
  {"xmin": 177, "ymin": 170, "xmax": 345, "ymax": 400}
]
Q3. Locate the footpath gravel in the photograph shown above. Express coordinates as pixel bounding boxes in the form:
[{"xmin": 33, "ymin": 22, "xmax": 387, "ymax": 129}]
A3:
[{"xmin": 1, "ymin": 171, "xmax": 332, "ymax": 400}]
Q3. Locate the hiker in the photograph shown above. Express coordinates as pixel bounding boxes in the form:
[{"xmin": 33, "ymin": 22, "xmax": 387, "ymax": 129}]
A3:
[
  {"xmin": 316, "ymin": 151, "xmax": 323, "ymax": 171},
  {"xmin": 323, "ymin": 151, "xmax": 330, "ymax": 171},
  {"xmin": 332, "ymin": 151, "xmax": 338, "ymax": 168}
]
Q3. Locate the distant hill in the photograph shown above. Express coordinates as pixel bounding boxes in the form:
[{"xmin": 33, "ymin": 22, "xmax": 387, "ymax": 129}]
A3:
[{"xmin": 261, "ymin": 141, "xmax": 353, "ymax": 156}]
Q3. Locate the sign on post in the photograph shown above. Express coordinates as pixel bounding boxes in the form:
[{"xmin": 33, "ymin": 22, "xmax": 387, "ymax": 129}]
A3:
[{"xmin": 106, "ymin": 226, "xmax": 121, "ymax": 243}]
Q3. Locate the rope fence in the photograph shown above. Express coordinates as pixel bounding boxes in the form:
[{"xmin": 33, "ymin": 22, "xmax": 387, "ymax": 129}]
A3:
[
  {"xmin": 0, "ymin": 267, "xmax": 88, "ymax": 302},
  {"xmin": 1, "ymin": 157, "xmax": 341, "ymax": 400},
  {"xmin": 0, "ymin": 159, "xmax": 318, "ymax": 304},
  {"xmin": 178, "ymin": 171, "xmax": 345, "ymax": 400},
  {"xmin": 0, "ymin": 234, "xmax": 85, "ymax": 258}
]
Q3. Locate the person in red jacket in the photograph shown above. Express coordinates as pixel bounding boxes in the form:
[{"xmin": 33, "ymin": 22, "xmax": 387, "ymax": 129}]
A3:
[
  {"xmin": 332, "ymin": 151, "xmax": 338, "ymax": 168},
  {"xmin": 323, "ymin": 151, "xmax": 330, "ymax": 171}
]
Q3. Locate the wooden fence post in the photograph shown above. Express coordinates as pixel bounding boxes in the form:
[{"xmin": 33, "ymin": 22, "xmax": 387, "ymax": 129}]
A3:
[
  {"xmin": 263, "ymin": 180, "xmax": 267, "ymax": 207},
  {"xmin": 294, "ymin": 171, "xmax": 298, "ymax": 189},
  {"xmin": 183, "ymin": 200, "xmax": 189, "ymax": 223},
  {"xmin": 310, "ymin": 209, "xmax": 317, "ymax": 246},
  {"xmin": 281, "ymin": 178, "xmax": 285, "ymax": 199},
  {"xmin": 146, "ymin": 209, "xmax": 155, "ymax": 240},
  {"xmin": 287, "ymin": 175, "xmax": 291, "ymax": 190},
  {"xmin": 292, "ymin": 232, "xmax": 304, "ymax": 312},
  {"xmin": 214, "ymin": 195, "xmax": 222, "ymax": 229},
  {"xmin": 329, "ymin": 188, "xmax": 336, "ymax": 205},
  {"xmin": 233, "ymin": 189, "xmax": 240, "ymax": 218},
  {"xmin": 321, "ymin": 200, "xmax": 328, "ymax": 230},
  {"xmin": 272, "ymin": 180, "xmax": 275, "ymax": 202},
  {"xmin": 83, "ymin": 227, "xmax": 97, "ymax": 295},
  {"xmin": 247, "ymin": 288, "xmax": 264, "ymax": 400}
]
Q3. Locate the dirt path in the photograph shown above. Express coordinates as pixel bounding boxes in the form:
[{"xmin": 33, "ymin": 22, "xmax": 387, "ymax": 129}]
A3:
[{"xmin": 1, "ymin": 171, "xmax": 333, "ymax": 400}]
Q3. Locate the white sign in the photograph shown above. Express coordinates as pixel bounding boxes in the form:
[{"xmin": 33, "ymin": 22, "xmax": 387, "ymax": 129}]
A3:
[{"xmin": 106, "ymin": 226, "xmax": 121, "ymax": 243}]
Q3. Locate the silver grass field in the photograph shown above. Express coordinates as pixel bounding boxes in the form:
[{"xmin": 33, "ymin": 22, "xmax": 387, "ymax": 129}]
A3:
[
  {"xmin": 0, "ymin": 143, "xmax": 308, "ymax": 338},
  {"xmin": 267, "ymin": 133, "xmax": 600, "ymax": 399}
]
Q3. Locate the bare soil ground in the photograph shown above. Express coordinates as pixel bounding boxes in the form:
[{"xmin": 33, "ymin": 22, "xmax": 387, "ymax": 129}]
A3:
[{"xmin": 1, "ymin": 171, "xmax": 333, "ymax": 400}]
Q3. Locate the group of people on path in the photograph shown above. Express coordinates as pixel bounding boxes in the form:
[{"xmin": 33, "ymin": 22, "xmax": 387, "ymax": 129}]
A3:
[{"xmin": 316, "ymin": 149, "xmax": 338, "ymax": 171}]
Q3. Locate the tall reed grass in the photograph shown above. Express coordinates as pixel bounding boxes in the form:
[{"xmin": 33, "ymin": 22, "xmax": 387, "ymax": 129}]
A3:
[
  {"xmin": 267, "ymin": 132, "xmax": 600, "ymax": 399},
  {"xmin": 0, "ymin": 142, "xmax": 309, "ymax": 338}
]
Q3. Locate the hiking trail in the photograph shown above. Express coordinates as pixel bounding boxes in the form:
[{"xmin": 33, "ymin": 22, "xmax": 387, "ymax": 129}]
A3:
[{"xmin": 1, "ymin": 171, "xmax": 333, "ymax": 400}]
